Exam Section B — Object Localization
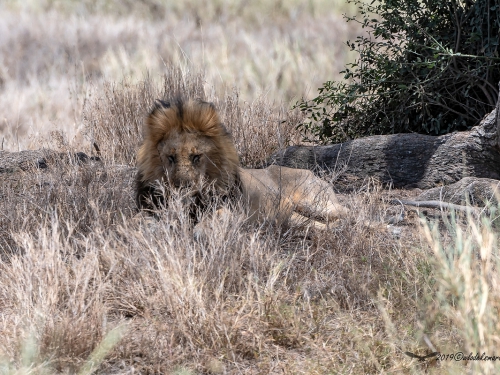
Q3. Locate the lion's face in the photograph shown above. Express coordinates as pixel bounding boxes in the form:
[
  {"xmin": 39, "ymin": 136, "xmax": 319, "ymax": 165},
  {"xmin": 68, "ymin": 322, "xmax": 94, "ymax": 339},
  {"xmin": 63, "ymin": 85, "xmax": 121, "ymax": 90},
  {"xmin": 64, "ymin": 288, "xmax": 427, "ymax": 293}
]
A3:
[
  {"xmin": 136, "ymin": 98, "xmax": 241, "ymax": 211},
  {"xmin": 157, "ymin": 131, "xmax": 217, "ymax": 189}
]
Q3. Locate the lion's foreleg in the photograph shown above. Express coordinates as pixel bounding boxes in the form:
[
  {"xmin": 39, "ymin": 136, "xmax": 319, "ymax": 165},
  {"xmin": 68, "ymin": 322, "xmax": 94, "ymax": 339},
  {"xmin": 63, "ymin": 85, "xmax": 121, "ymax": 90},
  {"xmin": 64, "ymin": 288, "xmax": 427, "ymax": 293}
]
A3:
[
  {"xmin": 288, "ymin": 212, "xmax": 339, "ymax": 231},
  {"xmin": 292, "ymin": 189, "xmax": 348, "ymax": 224}
]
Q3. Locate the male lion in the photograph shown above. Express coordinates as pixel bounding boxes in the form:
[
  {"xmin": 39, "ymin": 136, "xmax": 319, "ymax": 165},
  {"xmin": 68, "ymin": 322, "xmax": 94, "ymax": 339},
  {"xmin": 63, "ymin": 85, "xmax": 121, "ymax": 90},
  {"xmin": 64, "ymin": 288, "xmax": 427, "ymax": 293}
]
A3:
[{"xmin": 135, "ymin": 98, "xmax": 347, "ymax": 230}]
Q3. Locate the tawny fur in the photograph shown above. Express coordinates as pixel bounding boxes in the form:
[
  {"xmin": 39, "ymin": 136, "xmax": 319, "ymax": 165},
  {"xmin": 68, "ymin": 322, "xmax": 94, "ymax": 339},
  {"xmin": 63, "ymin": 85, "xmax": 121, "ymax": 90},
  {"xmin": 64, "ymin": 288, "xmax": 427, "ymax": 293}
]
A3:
[
  {"xmin": 135, "ymin": 98, "xmax": 240, "ymax": 213},
  {"xmin": 136, "ymin": 98, "xmax": 239, "ymax": 189},
  {"xmin": 135, "ymin": 98, "xmax": 347, "ymax": 229}
]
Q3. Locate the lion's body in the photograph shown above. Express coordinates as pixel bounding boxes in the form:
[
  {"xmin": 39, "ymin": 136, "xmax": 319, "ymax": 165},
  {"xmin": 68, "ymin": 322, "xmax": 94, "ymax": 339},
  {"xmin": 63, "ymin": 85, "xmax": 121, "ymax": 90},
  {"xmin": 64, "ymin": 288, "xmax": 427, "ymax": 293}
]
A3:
[
  {"xmin": 135, "ymin": 98, "xmax": 346, "ymax": 229},
  {"xmin": 239, "ymin": 166, "xmax": 346, "ymax": 229}
]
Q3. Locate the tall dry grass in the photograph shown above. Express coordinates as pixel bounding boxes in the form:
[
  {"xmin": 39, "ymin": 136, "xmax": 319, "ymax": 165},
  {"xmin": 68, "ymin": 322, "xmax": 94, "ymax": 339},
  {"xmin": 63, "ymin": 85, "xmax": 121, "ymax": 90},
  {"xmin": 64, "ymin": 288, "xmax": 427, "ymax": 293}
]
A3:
[
  {"xmin": 1, "ymin": 67, "xmax": 499, "ymax": 373},
  {"xmin": 1, "ymin": 1, "xmax": 500, "ymax": 373},
  {"xmin": 83, "ymin": 67, "xmax": 304, "ymax": 166},
  {"xmin": 0, "ymin": 0, "xmax": 359, "ymax": 151}
]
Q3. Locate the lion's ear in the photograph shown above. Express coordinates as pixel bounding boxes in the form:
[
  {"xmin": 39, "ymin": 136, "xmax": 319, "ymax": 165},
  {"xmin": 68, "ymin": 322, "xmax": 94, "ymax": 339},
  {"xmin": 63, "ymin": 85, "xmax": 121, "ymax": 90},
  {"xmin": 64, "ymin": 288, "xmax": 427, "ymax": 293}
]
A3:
[
  {"xmin": 196, "ymin": 99, "xmax": 215, "ymax": 109},
  {"xmin": 154, "ymin": 99, "xmax": 170, "ymax": 109},
  {"xmin": 190, "ymin": 99, "xmax": 215, "ymax": 114},
  {"xmin": 148, "ymin": 99, "xmax": 171, "ymax": 120},
  {"xmin": 145, "ymin": 100, "xmax": 175, "ymax": 142},
  {"xmin": 190, "ymin": 100, "xmax": 227, "ymax": 137}
]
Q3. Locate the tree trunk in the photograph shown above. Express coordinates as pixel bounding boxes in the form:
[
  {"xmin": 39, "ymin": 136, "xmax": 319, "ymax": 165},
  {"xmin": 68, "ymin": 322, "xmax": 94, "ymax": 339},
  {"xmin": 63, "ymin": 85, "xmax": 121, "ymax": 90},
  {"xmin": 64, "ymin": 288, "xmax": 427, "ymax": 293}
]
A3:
[{"xmin": 270, "ymin": 106, "xmax": 500, "ymax": 190}]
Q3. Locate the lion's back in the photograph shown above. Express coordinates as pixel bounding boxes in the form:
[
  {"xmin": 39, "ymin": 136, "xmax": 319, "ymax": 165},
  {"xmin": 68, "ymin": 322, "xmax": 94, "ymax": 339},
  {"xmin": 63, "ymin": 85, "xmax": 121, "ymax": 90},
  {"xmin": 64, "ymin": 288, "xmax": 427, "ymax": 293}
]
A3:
[
  {"xmin": 239, "ymin": 165, "xmax": 342, "ymax": 223},
  {"xmin": 241, "ymin": 165, "xmax": 329, "ymax": 197}
]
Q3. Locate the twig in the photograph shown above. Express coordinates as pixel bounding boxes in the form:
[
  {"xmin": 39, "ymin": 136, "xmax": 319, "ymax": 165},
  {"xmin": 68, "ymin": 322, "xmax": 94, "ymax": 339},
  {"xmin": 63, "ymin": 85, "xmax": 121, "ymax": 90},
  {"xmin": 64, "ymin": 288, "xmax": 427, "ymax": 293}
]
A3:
[{"xmin": 391, "ymin": 199, "xmax": 487, "ymax": 216}]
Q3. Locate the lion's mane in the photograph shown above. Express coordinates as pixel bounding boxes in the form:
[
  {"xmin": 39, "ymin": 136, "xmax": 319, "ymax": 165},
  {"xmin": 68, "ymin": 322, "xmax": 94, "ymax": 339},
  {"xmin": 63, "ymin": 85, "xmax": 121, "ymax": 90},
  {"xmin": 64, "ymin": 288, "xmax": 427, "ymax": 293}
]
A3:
[{"xmin": 135, "ymin": 98, "xmax": 241, "ymax": 213}]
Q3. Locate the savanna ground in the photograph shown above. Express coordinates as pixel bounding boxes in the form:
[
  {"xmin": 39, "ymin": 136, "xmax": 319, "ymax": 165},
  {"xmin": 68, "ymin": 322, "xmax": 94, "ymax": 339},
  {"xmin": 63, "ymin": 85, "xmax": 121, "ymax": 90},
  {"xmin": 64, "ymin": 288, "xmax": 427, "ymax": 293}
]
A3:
[{"xmin": 1, "ymin": 1, "xmax": 500, "ymax": 374}]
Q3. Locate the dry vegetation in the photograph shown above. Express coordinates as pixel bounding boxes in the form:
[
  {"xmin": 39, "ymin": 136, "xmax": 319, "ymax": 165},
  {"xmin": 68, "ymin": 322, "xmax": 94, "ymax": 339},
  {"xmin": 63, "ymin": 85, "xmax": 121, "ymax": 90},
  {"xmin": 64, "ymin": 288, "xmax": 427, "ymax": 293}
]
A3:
[
  {"xmin": 0, "ymin": 0, "xmax": 357, "ymax": 151},
  {"xmin": 1, "ymin": 1, "xmax": 500, "ymax": 374},
  {"xmin": 1, "ymin": 70, "xmax": 500, "ymax": 375}
]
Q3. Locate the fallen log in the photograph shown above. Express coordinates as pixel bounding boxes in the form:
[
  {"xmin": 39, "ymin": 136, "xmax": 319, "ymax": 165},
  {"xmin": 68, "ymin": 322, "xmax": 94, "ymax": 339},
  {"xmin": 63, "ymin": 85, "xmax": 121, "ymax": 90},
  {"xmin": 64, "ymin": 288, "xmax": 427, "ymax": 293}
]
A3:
[{"xmin": 270, "ymin": 100, "xmax": 500, "ymax": 190}]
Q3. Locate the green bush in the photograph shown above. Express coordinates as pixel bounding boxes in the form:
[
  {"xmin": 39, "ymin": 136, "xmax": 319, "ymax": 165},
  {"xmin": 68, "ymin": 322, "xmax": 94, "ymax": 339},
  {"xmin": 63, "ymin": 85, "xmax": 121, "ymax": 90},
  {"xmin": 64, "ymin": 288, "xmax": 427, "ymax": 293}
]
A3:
[{"xmin": 296, "ymin": 0, "xmax": 500, "ymax": 143}]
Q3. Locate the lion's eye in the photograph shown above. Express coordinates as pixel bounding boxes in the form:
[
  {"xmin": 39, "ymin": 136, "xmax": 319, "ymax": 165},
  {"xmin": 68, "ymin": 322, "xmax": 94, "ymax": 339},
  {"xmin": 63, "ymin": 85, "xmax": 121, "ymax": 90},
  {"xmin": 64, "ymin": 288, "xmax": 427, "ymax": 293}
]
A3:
[
  {"xmin": 168, "ymin": 155, "xmax": 176, "ymax": 164},
  {"xmin": 191, "ymin": 154, "xmax": 201, "ymax": 164}
]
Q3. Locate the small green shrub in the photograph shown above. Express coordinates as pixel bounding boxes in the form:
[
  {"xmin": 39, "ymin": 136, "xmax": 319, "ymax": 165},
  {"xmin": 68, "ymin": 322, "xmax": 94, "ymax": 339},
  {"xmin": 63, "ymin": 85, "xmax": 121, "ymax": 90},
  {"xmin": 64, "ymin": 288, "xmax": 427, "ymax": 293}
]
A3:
[{"xmin": 296, "ymin": 0, "xmax": 500, "ymax": 143}]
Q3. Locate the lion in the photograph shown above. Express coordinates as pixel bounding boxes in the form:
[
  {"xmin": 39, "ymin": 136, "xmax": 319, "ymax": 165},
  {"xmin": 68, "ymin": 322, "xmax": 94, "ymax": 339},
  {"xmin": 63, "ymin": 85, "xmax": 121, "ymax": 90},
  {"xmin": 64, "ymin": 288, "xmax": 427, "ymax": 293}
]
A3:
[{"xmin": 135, "ymin": 98, "xmax": 348, "ymax": 230}]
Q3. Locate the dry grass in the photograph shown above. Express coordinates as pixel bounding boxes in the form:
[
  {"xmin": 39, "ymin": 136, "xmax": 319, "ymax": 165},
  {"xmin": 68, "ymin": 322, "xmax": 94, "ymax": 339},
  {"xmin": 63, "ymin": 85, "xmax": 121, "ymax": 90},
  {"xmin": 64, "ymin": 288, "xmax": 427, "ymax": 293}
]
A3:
[
  {"xmin": 1, "ymin": 67, "xmax": 500, "ymax": 373},
  {"xmin": 1, "ymin": 1, "xmax": 500, "ymax": 374},
  {"xmin": 83, "ymin": 68, "xmax": 304, "ymax": 167},
  {"xmin": 0, "ymin": 0, "xmax": 359, "ymax": 151}
]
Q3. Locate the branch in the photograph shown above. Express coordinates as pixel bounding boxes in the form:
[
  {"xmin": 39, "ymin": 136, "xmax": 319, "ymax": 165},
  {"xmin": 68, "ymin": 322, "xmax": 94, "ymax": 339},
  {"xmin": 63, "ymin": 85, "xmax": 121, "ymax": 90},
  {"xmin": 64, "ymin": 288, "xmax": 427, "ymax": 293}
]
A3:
[{"xmin": 392, "ymin": 199, "xmax": 486, "ymax": 216}]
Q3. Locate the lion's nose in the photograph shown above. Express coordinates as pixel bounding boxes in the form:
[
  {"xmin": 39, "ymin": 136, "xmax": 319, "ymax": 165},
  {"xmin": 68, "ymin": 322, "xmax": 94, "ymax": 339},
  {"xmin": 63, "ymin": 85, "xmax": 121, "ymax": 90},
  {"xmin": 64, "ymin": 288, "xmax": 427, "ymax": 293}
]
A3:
[
  {"xmin": 173, "ymin": 180, "xmax": 186, "ymax": 188},
  {"xmin": 173, "ymin": 178, "xmax": 192, "ymax": 189}
]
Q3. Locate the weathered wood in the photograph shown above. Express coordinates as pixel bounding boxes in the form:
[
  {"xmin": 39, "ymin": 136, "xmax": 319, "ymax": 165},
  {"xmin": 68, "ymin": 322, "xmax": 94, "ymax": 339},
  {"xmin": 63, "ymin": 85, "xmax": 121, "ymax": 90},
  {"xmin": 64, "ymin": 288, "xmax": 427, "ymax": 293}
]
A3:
[
  {"xmin": 0, "ymin": 149, "xmax": 101, "ymax": 173},
  {"xmin": 389, "ymin": 176, "xmax": 499, "ymax": 216},
  {"xmin": 270, "ymin": 108, "xmax": 500, "ymax": 189},
  {"xmin": 414, "ymin": 177, "xmax": 500, "ymax": 205},
  {"xmin": 392, "ymin": 199, "xmax": 485, "ymax": 215}
]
